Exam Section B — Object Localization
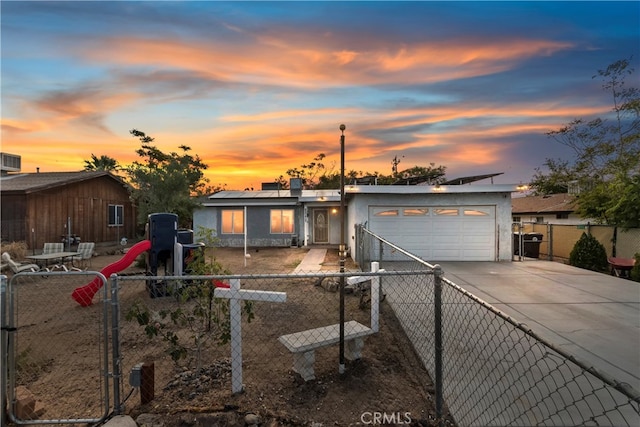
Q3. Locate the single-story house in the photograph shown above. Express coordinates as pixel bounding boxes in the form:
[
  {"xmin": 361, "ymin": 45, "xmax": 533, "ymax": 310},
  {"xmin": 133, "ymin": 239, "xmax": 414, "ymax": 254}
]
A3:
[
  {"xmin": 1, "ymin": 168, "xmax": 136, "ymax": 249},
  {"xmin": 194, "ymin": 182, "xmax": 518, "ymax": 261},
  {"xmin": 511, "ymin": 193, "xmax": 587, "ymax": 225}
]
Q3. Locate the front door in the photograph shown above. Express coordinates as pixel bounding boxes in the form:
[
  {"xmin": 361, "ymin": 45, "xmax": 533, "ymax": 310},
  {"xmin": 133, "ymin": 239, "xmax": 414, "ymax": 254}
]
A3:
[{"xmin": 313, "ymin": 209, "xmax": 329, "ymax": 243}]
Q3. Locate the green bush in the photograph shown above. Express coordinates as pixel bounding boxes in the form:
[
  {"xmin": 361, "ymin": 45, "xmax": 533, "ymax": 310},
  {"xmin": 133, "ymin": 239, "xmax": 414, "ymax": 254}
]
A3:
[
  {"xmin": 569, "ymin": 232, "xmax": 608, "ymax": 272},
  {"xmin": 631, "ymin": 253, "xmax": 640, "ymax": 282}
]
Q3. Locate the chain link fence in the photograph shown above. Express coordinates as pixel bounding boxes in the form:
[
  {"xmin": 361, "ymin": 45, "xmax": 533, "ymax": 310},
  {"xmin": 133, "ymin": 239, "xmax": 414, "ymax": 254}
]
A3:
[
  {"xmin": 512, "ymin": 223, "xmax": 640, "ymax": 262},
  {"xmin": 2, "ymin": 261, "xmax": 448, "ymax": 425},
  {"xmin": 356, "ymin": 224, "xmax": 640, "ymax": 426}
]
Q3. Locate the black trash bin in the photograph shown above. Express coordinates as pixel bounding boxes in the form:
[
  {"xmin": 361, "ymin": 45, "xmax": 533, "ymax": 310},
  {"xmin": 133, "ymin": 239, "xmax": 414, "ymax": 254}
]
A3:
[{"xmin": 513, "ymin": 232, "xmax": 543, "ymax": 258}]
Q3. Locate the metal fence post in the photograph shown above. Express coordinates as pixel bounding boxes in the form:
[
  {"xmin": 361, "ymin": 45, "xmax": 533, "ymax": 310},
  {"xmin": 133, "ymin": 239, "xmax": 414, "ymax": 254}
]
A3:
[
  {"xmin": 1, "ymin": 275, "xmax": 7, "ymax": 426},
  {"xmin": 433, "ymin": 265, "xmax": 444, "ymax": 427},
  {"xmin": 370, "ymin": 262, "xmax": 380, "ymax": 333},
  {"xmin": 110, "ymin": 274, "xmax": 122, "ymax": 415},
  {"xmin": 547, "ymin": 223, "xmax": 554, "ymax": 261}
]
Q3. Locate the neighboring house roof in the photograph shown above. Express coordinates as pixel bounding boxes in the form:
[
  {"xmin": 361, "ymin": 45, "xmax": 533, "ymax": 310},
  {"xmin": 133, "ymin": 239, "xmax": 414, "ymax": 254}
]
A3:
[
  {"xmin": 511, "ymin": 193, "xmax": 578, "ymax": 214},
  {"xmin": 0, "ymin": 171, "xmax": 126, "ymax": 194}
]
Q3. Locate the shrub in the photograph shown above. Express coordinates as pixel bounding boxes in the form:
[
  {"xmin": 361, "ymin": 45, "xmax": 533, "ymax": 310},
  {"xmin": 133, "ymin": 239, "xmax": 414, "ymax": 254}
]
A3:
[
  {"xmin": 631, "ymin": 253, "xmax": 640, "ymax": 282},
  {"xmin": 126, "ymin": 227, "xmax": 253, "ymax": 372},
  {"xmin": 569, "ymin": 232, "xmax": 608, "ymax": 272}
]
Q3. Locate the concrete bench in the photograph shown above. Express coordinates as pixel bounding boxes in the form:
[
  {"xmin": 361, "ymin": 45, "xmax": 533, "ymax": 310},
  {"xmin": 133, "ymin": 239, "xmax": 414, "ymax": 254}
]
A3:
[{"xmin": 279, "ymin": 320, "xmax": 374, "ymax": 381}]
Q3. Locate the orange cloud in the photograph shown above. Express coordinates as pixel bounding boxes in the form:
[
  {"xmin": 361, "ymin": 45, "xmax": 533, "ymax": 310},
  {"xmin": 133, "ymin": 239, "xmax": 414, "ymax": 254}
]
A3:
[{"xmin": 78, "ymin": 33, "xmax": 574, "ymax": 89}]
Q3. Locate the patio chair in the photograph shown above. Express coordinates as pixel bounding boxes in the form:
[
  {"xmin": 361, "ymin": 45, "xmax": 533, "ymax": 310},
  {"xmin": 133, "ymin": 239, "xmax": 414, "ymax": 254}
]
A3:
[
  {"xmin": 71, "ymin": 242, "xmax": 95, "ymax": 271},
  {"xmin": 43, "ymin": 242, "xmax": 65, "ymax": 270},
  {"xmin": 1, "ymin": 252, "xmax": 41, "ymax": 274},
  {"xmin": 43, "ymin": 242, "xmax": 64, "ymax": 254}
]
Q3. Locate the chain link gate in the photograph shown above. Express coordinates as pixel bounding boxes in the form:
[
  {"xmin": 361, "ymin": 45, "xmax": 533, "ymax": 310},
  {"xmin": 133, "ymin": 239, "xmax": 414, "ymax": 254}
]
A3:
[{"xmin": 2, "ymin": 271, "xmax": 112, "ymax": 425}]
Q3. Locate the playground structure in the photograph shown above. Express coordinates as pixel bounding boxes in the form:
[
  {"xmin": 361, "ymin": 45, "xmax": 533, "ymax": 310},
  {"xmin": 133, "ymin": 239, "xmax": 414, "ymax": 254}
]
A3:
[{"xmin": 71, "ymin": 213, "xmax": 205, "ymax": 306}]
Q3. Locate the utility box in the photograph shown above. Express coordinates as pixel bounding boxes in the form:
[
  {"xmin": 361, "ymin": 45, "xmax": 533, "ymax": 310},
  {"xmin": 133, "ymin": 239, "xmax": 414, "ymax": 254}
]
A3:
[{"xmin": 513, "ymin": 232, "xmax": 543, "ymax": 258}]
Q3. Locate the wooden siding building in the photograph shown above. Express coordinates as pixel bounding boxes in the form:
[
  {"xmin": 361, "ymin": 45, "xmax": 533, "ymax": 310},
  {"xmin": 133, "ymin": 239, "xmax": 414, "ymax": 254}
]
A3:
[{"xmin": 1, "ymin": 171, "xmax": 136, "ymax": 250}]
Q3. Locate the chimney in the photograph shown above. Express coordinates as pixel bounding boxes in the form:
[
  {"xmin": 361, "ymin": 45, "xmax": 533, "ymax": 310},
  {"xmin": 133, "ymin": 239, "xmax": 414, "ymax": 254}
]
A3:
[{"xmin": 290, "ymin": 178, "xmax": 302, "ymax": 195}]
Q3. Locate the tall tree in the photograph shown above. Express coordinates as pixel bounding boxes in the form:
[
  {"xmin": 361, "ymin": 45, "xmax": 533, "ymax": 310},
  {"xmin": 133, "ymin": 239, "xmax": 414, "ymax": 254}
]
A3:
[
  {"xmin": 84, "ymin": 154, "xmax": 119, "ymax": 171},
  {"xmin": 395, "ymin": 164, "xmax": 447, "ymax": 184},
  {"xmin": 529, "ymin": 158, "xmax": 577, "ymax": 195},
  {"xmin": 278, "ymin": 153, "xmax": 447, "ymax": 188},
  {"xmin": 285, "ymin": 153, "xmax": 332, "ymax": 189},
  {"xmin": 126, "ymin": 129, "xmax": 211, "ymax": 227},
  {"xmin": 532, "ymin": 58, "xmax": 640, "ymax": 228}
]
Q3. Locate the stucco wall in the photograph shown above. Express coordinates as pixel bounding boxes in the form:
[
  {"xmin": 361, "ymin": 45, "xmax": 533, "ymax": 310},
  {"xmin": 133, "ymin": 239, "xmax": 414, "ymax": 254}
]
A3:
[
  {"xmin": 194, "ymin": 205, "xmax": 298, "ymax": 247},
  {"xmin": 193, "ymin": 207, "xmax": 217, "ymax": 238}
]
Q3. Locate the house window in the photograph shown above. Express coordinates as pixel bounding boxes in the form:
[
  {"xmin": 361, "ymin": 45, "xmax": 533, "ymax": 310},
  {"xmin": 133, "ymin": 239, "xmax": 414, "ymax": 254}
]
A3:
[
  {"xmin": 108, "ymin": 205, "xmax": 124, "ymax": 227},
  {"xmin": 536, "ymin": 216, "xmax": 545, "ymax": 223},
  {"xmin": 513, "ymin": 216, "xmax": 521, "ymax": 223},
  {"xmin": 271, "ymin": 209, "xmax": 294, "ymax": 234},
  {"xmin": 222, "ymin": 210, "xmax": 244, "ymax": 234},
  {"xmin": 556, "ymin": 213, "xmax": 569, "ymax": 219}
]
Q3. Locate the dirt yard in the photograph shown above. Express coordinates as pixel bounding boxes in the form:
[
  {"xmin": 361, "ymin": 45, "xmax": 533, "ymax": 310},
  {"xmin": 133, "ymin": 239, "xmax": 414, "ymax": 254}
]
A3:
[{"xmin": 6, "ymin": 245, "xmax": 453, "ymax": 426}]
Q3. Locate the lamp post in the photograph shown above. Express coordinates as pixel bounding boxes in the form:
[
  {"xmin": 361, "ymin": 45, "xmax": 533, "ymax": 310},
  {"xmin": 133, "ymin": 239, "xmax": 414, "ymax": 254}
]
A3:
[{"xmin": 339, "ymin": 124, "xmax": 346, "ymax": 374}]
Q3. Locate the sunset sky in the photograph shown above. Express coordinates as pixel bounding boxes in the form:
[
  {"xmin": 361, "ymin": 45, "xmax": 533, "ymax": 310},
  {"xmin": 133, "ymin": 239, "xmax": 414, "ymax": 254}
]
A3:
[{"xmin": 2, "ymin": 1, "xmax": 639, "ymax": 191}]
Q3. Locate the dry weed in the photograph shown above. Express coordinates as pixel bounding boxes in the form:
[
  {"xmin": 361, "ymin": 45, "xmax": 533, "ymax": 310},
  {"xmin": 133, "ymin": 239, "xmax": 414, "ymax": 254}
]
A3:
[{"xmin": 1, "ymin": 241, "xmax": 28, "ymax": 260}]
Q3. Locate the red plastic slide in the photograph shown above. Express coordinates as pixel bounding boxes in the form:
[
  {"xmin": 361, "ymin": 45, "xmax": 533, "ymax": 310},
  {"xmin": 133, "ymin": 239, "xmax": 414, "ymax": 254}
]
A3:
[{"xmin": 72, "ymin": 240, "xmax": 151, "ymax": 307}]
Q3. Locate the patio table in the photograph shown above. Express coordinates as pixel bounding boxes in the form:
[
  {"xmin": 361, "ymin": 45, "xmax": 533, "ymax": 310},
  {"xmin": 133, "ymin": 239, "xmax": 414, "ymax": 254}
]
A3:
[{"xmin": 26, "ymin": 252, "xmax": 80, "ymax": 271}]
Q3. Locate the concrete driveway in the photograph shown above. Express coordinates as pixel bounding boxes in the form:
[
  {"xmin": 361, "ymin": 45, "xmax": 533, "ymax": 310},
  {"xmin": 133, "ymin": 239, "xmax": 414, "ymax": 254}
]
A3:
[{"xmin": 436, "ymin": 260, "xmax": 640, "ymax": 391}]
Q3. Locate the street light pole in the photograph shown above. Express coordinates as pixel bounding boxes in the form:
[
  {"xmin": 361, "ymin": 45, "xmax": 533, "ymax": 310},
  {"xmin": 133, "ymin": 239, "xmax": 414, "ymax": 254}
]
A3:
[{"xmin": 339, "ymin": 124, "xmax": 346, "ymax": 374}]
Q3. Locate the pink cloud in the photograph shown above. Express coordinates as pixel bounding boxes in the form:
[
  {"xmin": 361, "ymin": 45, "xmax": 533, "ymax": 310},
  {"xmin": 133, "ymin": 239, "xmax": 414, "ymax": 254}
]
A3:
[{"xmin": 78, "ymin": 34, "xmax": 574, "ymax": 88}]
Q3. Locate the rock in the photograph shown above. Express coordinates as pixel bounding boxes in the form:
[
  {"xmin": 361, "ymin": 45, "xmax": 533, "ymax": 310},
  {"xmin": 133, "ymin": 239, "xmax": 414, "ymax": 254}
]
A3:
[
  {"xmin": 318, "ymin": 278, "xmax": 339, "ymax": 292},
  {"xmin": 244, "ymin": 413, "xmax": 261, "ymax": 425},
  {"xmin": 103, "ymin": 415, "xmax": 138, "ymax": 427},
  {"xmin": 14, "ymin": 386, "xmax": 36, "ymax": 420}
]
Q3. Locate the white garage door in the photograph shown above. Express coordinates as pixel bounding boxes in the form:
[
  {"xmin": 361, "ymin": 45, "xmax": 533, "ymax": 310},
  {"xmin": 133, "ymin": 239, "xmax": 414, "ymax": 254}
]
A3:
[{"xmin": 369, "ymin": 205, "xmax": 496, "ymax": 261}]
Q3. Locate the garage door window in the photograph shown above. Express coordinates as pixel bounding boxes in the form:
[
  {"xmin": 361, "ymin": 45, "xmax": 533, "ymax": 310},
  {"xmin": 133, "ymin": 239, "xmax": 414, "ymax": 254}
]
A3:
[
  {"xmin": 373, "ymin": 208, "xmax": 399, "ymax": 217},
  {"xmin": 434, "ymin": 208, "xmax": 458, "ymax": 216},
  {"xmin": 403, "ymin": 208, "xmax": 429, "ymax": 216},
  {"xmin": 464, "ymin": 209, "xmax": 490, "ymax": 216}
]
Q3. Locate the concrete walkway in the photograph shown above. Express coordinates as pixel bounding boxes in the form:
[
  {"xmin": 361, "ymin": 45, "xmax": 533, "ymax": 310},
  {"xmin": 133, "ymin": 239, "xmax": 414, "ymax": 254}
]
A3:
[
  {"xmin": 293, "ymin": 248, "xmax": 327, "ymax": 272},
  {"xmin": 437, "ymin": 260, "xmax": 640, "ymax": 391}
]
